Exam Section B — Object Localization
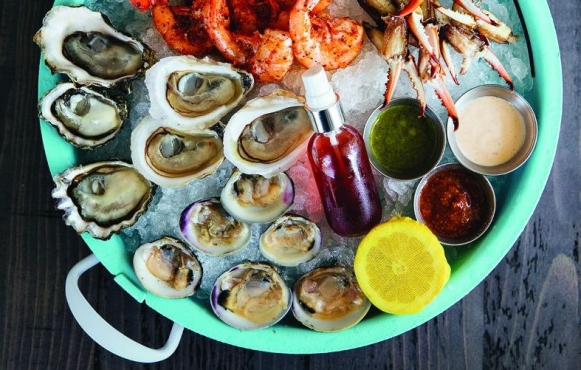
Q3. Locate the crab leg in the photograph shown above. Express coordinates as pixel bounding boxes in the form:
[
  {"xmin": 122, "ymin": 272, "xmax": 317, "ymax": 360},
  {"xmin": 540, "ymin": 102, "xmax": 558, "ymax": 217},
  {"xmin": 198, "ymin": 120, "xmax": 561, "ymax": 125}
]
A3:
[
  {"xmin": 480, "ymin": 48, "xmax": 514, "ymax": 90},
  {"xmin": 398, "ymin": 0, "xmax": 424, "ymax": 17},
  {"xmin": 427, "ymin": 75, "xmax": 459, "ymax": 130}
]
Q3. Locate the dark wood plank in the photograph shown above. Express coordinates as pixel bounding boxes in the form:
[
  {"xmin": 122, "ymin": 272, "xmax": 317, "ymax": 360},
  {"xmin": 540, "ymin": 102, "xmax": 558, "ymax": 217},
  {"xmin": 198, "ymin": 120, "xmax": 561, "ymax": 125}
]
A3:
[{"xmin": 0, "ymin": 0, "xmax": 577, "ymax": 368}]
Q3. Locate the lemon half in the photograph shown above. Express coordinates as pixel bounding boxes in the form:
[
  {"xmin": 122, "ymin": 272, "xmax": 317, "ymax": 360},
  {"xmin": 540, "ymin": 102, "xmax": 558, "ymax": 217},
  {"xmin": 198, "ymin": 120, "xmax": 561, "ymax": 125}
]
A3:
[{"xmin": 354, "ymin": 216, "xmax": 451, "ymax": 315}]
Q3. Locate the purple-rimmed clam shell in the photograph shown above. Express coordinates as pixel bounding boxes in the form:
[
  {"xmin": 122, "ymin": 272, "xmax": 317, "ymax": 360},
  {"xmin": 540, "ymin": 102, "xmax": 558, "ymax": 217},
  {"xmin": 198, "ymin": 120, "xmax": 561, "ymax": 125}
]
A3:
[
  {"xmin": 179, "ymin": 198, "xmax": 251, "ymax": 256},
  {"xmin": 211, "ymin": 262, "xmax": 292, "ymax": 330}
]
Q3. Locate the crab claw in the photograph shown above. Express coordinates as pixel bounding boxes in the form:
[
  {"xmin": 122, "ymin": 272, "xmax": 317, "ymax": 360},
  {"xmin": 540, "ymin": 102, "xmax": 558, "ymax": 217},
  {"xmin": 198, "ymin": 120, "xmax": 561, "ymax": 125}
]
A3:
[
  {"xmin": 403, "ymin": 54, "xmax": 426, "ymax": 115},
  {"xmin": 427, "ymin": 74, "xmax": 459, "ymax": 130},
  {"xmin": 407, "ymin": 12, "xmax": 438, "ymax": 63},
  {"xmin": 398, "ymin": 0, "xmax": 424, "ymax": 17},
  {"xmin": 453, "ymin": 0, "xmax": 498, "ymax": 26},
  {"xmin": 382, "ymin": 57, "xmax": 404, "ymax": 109},
  {"xmin": 440, "ymin": 39, "xmax": 460, "ymax": 85},
  {"xmin": 128, "ymin": 0, "xmax": 155, "ymax": 11},
  {"xmin": 481, "ymin": 48, "xmax": 514, "ymax": 90}
]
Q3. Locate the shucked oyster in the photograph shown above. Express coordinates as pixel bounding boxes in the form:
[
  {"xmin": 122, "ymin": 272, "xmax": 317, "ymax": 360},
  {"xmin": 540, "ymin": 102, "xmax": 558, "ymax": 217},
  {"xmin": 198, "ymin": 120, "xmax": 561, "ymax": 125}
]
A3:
[
  {"xmin": 145, "ymin": 56, "xmax": 254, "ymax": 131},
  {"xmin": 52, "ymin": 161, "xmax": 154, "ymax": 240},
  {"xmin": 224, "ymin": 91, "xmax": 313, "ymax": 177},
  {"xmin": 211, "ymin": 262, "xmax": 291, "ymax": 330},
  {"xmin": 34, "ymin": 6, "xmax": 154, "ymax": 87},
  {"xmin": 131, "ymin": 115, "xmax": 224, "ymax": 188},
  {"xmin": 39, "ymin": 82, "xmax": 127, "ymax": 148},
  {"xmin": 220, "ymin": 169, "xmax": 294, "ymax": 224},
  {"xmin": 179, "ymin": 198, "xmax": 251, "ymax": 256},
  {"xmin": 133, "ymin": 236, "xmax": 203, "ymax": 299},
  {"xmin": 292, "ymin": 266, "xmax": 371, "ymax": 332},
  {"xmin": 259, "ymin": 215, "xmax": 322, "ymax": 267}
]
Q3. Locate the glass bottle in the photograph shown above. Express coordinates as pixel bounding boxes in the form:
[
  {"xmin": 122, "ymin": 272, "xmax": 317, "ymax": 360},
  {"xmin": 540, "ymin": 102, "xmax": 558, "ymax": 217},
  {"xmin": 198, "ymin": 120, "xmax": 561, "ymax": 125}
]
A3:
[{"xmin": 301, "ymin": 66, "xmax": 382, "ymax": 236}]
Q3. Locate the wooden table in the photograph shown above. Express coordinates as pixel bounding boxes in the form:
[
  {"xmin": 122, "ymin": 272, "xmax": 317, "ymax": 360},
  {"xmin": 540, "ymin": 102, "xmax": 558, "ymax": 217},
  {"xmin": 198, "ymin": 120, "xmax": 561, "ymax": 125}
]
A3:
[{"xmin": 1, "ymin": 0, "xmax": 577, "ymax": 368}]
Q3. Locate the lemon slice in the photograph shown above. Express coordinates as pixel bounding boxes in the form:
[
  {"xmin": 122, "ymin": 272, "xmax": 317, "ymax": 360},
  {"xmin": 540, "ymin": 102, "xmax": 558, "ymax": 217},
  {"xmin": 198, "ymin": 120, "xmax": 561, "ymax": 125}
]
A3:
[{"xmin": 354, "ymin": 216, "xmax": 451, "ymax": 315}]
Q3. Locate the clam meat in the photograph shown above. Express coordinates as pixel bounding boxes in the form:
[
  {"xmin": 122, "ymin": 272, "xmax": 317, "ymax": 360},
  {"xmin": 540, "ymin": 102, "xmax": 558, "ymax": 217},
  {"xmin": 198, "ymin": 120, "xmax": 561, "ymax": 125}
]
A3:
[
  {"xmin": 39, "ymin": 82, "xmax": 127, "ymax": 148},
  {"xmin": 34, "ymin": 6, "xmax": 153, "ymax": 87},
  {"xmin": 259, "ymin": 215, "xmax": 322, "ymax": 267},
  {"xmin": 223, "ymin": 90, "xmax": 313, "ymax": 177},
  {"xmin": 52, "ymin": 161, "xmax": 154, "ymax": 240},
  {"xmin": 211, "ymin": 262, "xmax": 291, "ymax": 330},
  {"xmin": 220, "ymin": 169, "xmax": 294, "ymax": 224},
  {"xmin": 131, "ymin": 115, "xmax": 224, "ymax": 188},
  {"xmin": 145, "ymin": 56, "xmax": 254, "ymax": 131},
  {"xmin": 292, "ymin": 266, "xmax": 371, "ymax": 332},
  {"xmin": 180, "ymin": 198, "xmax": 251, "ymax": 256},
  {"xmin": 133, "ymin": 236, "xmax": 203, "ymax": 299}
]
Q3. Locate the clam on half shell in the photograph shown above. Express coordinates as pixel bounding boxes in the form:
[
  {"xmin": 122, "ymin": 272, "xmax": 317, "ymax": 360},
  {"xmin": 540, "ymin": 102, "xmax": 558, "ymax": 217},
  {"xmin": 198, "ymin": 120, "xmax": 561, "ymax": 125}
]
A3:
[
  {"xmin": 292, "ymin": 266, "xmax": 371, "ymax": 332},
  {"xmin": 39, "ymin": 82, "xmax": 127, "ymax": 149},
  {"xmin": 220, "ymin": 169, "xmax": 294, "ymax": 224},
  {"xmin": 223, "ymin": 91, "xmax": 313, "ymax": 177},
  {"xmin": 145, "ymin": 56, "xmax": 254, "ymax": 131},
  {"xmin": 211, "ymin": 262, "xmax": 292, "ymax": 330},
  {"xmin": 131, "ymin": 115, "xmax": 225, "ymax": 188},
  {"xmin": 51, "ymin": 161, "xmax": 154, "ymax": 240},
  {"xmin": 34, "ymin": 6, "xmax": 154, "ymax": 87},
  {"xmin": 179, "ymin": 198, "xmax": 251, "ymax": 256},
  {"xmin": 133, "ymin": 236, "xmax": 203, "ymax": 299}
]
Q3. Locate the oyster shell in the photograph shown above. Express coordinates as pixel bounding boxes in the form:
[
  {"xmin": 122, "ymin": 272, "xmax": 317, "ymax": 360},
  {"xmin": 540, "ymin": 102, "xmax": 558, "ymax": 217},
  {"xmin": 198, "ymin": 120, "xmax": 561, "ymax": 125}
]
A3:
[
  {"xmin": 145, "ymin": 55, "xmax": 254, "ymax": 131},
  {"xmin": 220, "ymin": 169, "xmax": 294, "ymax": 224},
  {"xmin": 133, "ymin": 236, "xmax": 203, "ymax": 299},
  {"xmin": 211, "ymin": 262, "xmax": 291, "ymax": 330},
  {"xmin": 180, "ymin": 198, "xmax": 251, "ymax": 256},
  {"xmin": 34, "ymin": 6, "xmax": 153, "ymax": 87},
  {"xmin": 224, "ymin": 91, "xmax": 313, "ymax": 177},
  {"xmin": 39, "ymin": 82, "xmax": 127, "ymax": 148},
  {"xmin": 52, "ymin": 161, "xmax": 154, "ymax": 240},
  {"xmin": 259, "ymin": 215, "xmax": 322, "ymax": 266},
  {"xmin": 292, "ymin": 266, "xmax": 371, "ymax": 332},
  {"xmin": 130, "ymin": 115, "xmax": 225, "ymax": 188}
]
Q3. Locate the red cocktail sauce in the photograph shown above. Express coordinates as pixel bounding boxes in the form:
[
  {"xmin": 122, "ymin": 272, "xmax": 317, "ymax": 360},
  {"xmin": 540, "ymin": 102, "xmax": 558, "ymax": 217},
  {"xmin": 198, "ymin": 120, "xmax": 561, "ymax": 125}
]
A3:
[{"xmin": 419, "ymin": 168, "xmax": 488, "ymax": 239}]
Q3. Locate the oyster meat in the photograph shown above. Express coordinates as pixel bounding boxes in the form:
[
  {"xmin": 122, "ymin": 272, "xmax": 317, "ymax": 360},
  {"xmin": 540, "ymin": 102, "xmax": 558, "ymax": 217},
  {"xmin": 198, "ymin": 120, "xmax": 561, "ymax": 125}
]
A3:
[
  {"xmin": 211, "ymin": 262, "xmax": 291, "ymax": 330},
  {"xmin": 133, "ymin": 236, "xmax": 203, "ymax": 299},
  {"xmin": 39, "ymin": 82, "xmax": 127, "ymax": 148},
  {"xmin": 131, "ymin": 115, "xmax": 224, "ymax": 188},
  {"xmin": 292, "ymin": 266, "xmax": 371, "ymax": 332},
  {"xmin": 52, "ymin": 161, "xmax": 154, "ymax": 240},
  {"xmin": 145, "ymin": 55, "xmax": 254, "ymax": 131},
  {"xmin": 34, "ymin": 6, "xmax": 153, "ymax": 87},
  {"xmin": 220, "ymin": 169, "xmax": 294, "ymax": 224},
  {"xmin": 223, "ymin": 90, "xmax": 313, "ymax": 177},
  {"xmin": 259, "ymin": 215, "xmax": 322, "ymax": 266},
  {"xmin": 180, "ymin": 198, "xmax": 251, "ymax": 256}
]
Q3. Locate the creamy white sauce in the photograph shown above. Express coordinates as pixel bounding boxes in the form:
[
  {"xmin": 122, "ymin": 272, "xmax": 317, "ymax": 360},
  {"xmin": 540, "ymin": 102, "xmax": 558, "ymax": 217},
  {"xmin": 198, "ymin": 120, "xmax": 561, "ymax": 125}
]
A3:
[{"xmin": 455, "ymin": 96, "xmax": 525, "ymax": 167}]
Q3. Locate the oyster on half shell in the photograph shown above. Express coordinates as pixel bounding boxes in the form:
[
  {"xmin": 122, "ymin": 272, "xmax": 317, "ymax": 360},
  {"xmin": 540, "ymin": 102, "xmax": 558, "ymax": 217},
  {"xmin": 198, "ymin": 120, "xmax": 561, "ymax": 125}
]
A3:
[
  {"xmin": 224, "ymin": 91, "xmax": 313, "ymax": 177},
  {"xmin": 131, "ymin": 115, "xmax": 225, "ymax": 188},
  {"xmin": 52, "ymin": 161, "xmax": 154, "ymax": 240},
  {"xmin": 211, "ymin": 262, "xmax": 292, "ymax": 330},
  {"xmin": 39, "ymin": 82, "xmax": 127, "ymax": 148},
  {"xmin": 34, "ymin": 6, "xmax": 154, "ymax": 87},
  {"xmin": 145, "ymin": 56, "xmax": 254, "ymax": 131},
  {"xmin": 133, "ymin": 236, "xmax": 203, "ymax": 299}
]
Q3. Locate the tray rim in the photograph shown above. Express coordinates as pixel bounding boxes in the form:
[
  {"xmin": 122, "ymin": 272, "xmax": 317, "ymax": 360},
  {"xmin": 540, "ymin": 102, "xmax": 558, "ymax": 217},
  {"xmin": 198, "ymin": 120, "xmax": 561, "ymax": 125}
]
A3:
[{"xmin": 38, "ymin": 0, "xmax": 563, "ymax": 354}]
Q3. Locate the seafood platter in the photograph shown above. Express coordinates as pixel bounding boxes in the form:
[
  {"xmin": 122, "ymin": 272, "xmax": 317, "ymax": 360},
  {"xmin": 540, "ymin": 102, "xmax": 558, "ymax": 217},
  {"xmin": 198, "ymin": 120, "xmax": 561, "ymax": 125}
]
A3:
[{"xmin": 36, "ymin": 0, "xmax": 561, "ymax": 354}]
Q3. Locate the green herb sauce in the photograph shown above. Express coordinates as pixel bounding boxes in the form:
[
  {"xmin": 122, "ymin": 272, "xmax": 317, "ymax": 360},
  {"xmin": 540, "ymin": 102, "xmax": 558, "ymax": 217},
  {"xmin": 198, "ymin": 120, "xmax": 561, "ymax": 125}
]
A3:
[{"xmin": 370, "ymin": 104, "xmax": 439, "ymax": 177}]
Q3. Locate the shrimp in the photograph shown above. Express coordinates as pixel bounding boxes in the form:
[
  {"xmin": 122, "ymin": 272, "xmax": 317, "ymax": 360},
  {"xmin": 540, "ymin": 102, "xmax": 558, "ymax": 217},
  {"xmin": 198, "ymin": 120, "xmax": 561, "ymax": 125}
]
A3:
[
  {"xmin": 289, "ymin": 0, "xmax": 364, "ymax": 70},
  {"xmin": 205, "ymin": 0, "xmax": 294, "ymax": 81},
  {"xmin": 128, "ymin": 0, "xmax": 214, "ymax": 57}
]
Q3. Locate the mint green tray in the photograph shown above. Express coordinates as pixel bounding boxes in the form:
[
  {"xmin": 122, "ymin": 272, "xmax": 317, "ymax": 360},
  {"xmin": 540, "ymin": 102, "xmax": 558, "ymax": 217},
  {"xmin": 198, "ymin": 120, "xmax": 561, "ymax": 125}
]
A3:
[{"xmin": 38, "ymin": 0, "xmax": 562, "ymax": 354}]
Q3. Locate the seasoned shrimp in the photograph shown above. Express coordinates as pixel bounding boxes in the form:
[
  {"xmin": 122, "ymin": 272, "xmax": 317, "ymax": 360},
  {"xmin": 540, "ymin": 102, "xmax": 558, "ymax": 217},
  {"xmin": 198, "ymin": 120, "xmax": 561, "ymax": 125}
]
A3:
[
  {"xmin": 205, "ymin": 0, "xmax": 294, "ymax": 81},
  {"xmin": 129, "ymin": 0, "xmax": 215, "ymax": 56},
  {"xmin": 289, "ymin": 0, "xmax": 364, "ymax": 70}
]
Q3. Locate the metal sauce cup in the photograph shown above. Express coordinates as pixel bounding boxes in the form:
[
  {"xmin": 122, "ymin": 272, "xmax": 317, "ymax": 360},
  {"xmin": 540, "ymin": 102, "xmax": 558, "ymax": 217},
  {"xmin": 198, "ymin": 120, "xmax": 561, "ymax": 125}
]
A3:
[
  {"xmin": 363, "ymin": 98, "xmax": 446, "ymax": 181},
  {"xmin": 413, "ymin": 163, "xmax": 496, "ymax": 246},
  {"xmin": 447, "ymin": 85, "xmax": 538, "ymax": 176}
]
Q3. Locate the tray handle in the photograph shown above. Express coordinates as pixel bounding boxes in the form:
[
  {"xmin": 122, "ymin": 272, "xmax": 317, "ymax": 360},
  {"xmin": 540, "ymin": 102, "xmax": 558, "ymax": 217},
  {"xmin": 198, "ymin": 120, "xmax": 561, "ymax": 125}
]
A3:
[{"xmin": 65, "ymin": 254, "xmax": 184, "ymax": 363}]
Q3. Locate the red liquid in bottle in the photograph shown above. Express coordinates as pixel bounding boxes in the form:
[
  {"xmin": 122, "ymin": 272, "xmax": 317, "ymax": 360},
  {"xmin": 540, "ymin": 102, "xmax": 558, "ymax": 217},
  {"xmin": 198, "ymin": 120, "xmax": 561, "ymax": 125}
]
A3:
[{"xmin": 308, "ymin": 124, "xmax": 382, "ymax": 236}]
